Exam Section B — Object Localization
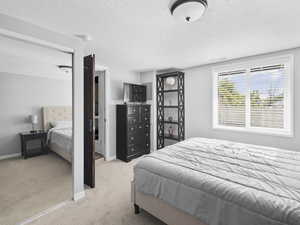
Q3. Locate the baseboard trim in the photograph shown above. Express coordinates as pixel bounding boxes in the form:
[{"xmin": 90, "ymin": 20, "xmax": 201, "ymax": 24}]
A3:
[
  {"xmin": 17, "ymin": 200, "xmax": 70, "ymax": 225},
  {"xmin": 73, "ymin": 191, "xmax": 85, "ymax": 201},
  {"xmin": 0, "ymin": 153, "xmax": 21, "ymax": 161},
  {"xmin": 105, "ymin": 155, "xmax": 116, "ymax": 161}
]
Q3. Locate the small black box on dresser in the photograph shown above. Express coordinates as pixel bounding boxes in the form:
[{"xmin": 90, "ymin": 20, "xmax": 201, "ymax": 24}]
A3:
[{"xmin": 116, "ymin": 104, "xmax": 151, "ymax": 162}]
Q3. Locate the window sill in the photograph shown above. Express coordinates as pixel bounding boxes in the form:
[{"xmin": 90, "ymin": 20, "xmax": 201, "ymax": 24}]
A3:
[{"xmin": 213, "ymin": 125, "xmax": 294, "ymax": 138}]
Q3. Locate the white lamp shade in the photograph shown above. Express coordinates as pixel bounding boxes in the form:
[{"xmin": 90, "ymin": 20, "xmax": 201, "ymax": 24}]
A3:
[
  {"xmin": 30, "ymin": 115, "xmax": 38, "ymax": 124},
  {"xmin": 172, "ymin": 1, "xmax": 207, "ymax": 22}
]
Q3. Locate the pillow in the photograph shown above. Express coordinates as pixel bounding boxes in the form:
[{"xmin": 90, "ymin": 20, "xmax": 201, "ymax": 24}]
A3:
[{"xmin": 50, "ymin": 120, "xmax": 72, "ymax": 129}]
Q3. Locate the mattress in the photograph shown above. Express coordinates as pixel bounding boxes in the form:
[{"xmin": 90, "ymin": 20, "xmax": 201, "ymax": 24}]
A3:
[
  {"xmin": 48, "ymin": 127, "xmax": 72, "ymax": 155},
  {"xmin": 134, "ymin": 137, "xmax": 300, "ymax": 225}
]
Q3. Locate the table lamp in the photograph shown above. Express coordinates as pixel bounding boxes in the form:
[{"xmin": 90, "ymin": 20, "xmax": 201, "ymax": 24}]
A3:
[{"xmin": 29, "ymin": 115, "xmax": 38, "ymax": 133}]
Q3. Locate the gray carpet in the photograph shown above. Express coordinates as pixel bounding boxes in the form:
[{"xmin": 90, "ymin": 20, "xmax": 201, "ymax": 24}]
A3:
[
  {"xmin": 0, "ymin": 153, "xmax": 72, "ymax": 225},
  {"xmin": 28, "ymin": 159, "xmax": 165, "ymax": 225}
]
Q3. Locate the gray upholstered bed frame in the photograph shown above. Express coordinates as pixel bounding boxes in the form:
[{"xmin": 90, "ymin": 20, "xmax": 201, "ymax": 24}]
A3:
[
  {"xmin": 131, "ymin": 181, "xmax": 206, "ymax": 225},
  {"xmin": 42, "ymin": 106, "xmax": 72, "ymax": 162}
]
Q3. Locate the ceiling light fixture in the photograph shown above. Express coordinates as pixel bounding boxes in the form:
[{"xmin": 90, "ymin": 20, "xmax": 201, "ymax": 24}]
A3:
[
  {"xmin": 58, "ymin": 65, "xmax": 72, "ymax": 74},
  {"xmin": 74, "ymin": 34, "xmax": 93, "ymax": 42},
  {"xmin": 170, "ymin": 0, "xmax": 208, "ymax": 23}
]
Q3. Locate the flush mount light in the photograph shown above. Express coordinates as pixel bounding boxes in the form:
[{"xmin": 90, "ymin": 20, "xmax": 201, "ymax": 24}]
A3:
[
  {"xmin": 58, "ymin": 65, "xmax": 72, "ymax": 74},
  {"xmin": 74, "ymin": 34, "xmax": 93, "ymax": 41},
  {"xmin": 170, "ymin": 0, "xmax": 208, "ymax": 23}
]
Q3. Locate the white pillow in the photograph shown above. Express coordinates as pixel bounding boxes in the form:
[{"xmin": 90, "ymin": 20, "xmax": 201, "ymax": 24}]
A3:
[{"xmin": 51, "ymin": 120, "xmax": 72, "ymax": 129}]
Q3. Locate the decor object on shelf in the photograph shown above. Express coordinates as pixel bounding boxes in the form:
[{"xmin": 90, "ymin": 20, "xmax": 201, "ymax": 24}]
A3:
[
  {"xmin": 168, "ymin": 125, "xmax": 174, "ymax": 137},
  {"xmin": 166, "ymin": 77, "xmax": 176, "ymax": 86},
  {"xmin": 170, "ymin": 0, "xmax": 208, "ymax": 23},
  {"xmin": 168, "ymin": 116, "xmax": 173, "ymax": 122},
  {"xmin": 29, "ymin": 115, "xmax": 38, "ymax": 133}
]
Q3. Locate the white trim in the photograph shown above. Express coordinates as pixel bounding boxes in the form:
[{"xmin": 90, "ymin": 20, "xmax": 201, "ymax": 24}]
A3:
[
  {"xmin": 104, "ymin": 68, "xmax": 110, "ymax": 161},
  {"xmin": 0, "ymin": 29, "xmax": 74, "ymax": 53},
  {"xmin": 73, "ymin": 191, "xmax": 85, "ymax": 201},
  {"xmin": 105, "ymin": 155, "xmax": 116, "ymax": 161},
  {"xmin": 17, "ymin": 201, "xmax": 70, "ymax": 225},
  {"xmin": 214, "ymin": 125, "xmax": 293, "ymax": 137},
  {"xmin": 212, "ymin": 54, "xmax": 294, "ymax": 137},
  {"xmin": 0, "ymin": 153, "xmax": 21, "ymax": 160}
]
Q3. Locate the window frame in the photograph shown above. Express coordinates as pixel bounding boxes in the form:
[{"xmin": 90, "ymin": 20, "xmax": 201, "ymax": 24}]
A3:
[{"xmin": 212, "ymin": 55, "xmax": 294, "ymax": 137}]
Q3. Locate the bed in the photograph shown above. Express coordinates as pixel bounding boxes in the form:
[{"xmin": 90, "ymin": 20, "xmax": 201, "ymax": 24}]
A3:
[
  {"xmin": 132, "ymin": 137, "xmax": 300, "ymax": 225},
  {"xmin": 42, "ymin": 106, "xmax": 72, "ymax": 162}
]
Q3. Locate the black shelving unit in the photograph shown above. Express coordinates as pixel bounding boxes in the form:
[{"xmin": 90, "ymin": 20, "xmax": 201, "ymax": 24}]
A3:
[{"xmin": 157, "ymin": 71, "xmax": 185, "ymax": 149}]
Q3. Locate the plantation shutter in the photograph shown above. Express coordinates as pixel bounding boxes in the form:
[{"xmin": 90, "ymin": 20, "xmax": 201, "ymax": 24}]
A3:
[
  {"xmin": 250, "ymin": 64, "xmax": 285, "ymax": 129},
  {"xmin": 218, "ymin": 69, "xmax": 247, "ymax": 127}
]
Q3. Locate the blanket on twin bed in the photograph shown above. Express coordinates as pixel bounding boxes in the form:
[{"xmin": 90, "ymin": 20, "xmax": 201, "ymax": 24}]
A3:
[{"xmin": 134, "ymin": 138, "xmax": 300, "ymax": 225}]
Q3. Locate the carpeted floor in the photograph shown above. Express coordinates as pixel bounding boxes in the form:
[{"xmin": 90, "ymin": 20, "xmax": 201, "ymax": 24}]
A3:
[
  {"xmin": 0, "ymin": 153, "xmax": 72, "ymax": 225},
  {"xmin": 28, "ymin": 159, "xmax": 165, "ymax": 225}
]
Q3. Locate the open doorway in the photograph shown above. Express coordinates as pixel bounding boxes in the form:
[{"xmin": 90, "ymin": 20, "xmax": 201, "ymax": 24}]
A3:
[
  {"xmin": 95, "ymin": 70, "xmax": 106, "ymax": 159},
  {"xmin": 0, "ymin": 34, "xmax": 73, "ymax": 225}
]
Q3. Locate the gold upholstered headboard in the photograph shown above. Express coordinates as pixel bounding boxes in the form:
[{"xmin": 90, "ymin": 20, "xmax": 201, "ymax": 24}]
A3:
[{"xmin": 42, "ymin": 106, "xmax": 72, "ymax": 130}]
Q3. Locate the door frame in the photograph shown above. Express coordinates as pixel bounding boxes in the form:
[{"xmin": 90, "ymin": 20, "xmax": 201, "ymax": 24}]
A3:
[
  {"xmin": 0, "ymin": 15, "xmax": 85, "ymax": 201},
  {"xmin": 95, "ymin": 65, "xmax": 110, "ymax": 161}
]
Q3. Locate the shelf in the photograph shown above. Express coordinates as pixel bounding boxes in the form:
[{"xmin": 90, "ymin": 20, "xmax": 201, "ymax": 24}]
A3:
[
  {"xmin": 163, "ymin": 135, "xmax": 180, "ymax": 141},
  {"xmin": 159, "ymin": 120, "xmax": 178, "ymax": 124},
  {"xmin": 163, "ymin": 89, "xmax": 178, "ymax": 93},
  {"xmin": 163, "ymin": 106, "xmax": 178, "ymax": 108}
]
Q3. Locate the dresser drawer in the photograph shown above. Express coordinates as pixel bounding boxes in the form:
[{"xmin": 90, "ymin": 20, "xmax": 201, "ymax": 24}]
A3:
[
  {"xmin": 128, "ymin": 144, "xmax": 138, "ymax": 155},
  {"xmin": 128, "ymin": 125, "xmax": 136, "ymax": 133},
  {"xmin": 128, "ymin": 117, "xmax": 138, "ymax": 124},
  {"xmin": 127, "ymin": 105, "xmax": 139, "ymax": 115},
  {"xmin": 128, "ymin": 134, "xmax": 136, "ymax": 145}
]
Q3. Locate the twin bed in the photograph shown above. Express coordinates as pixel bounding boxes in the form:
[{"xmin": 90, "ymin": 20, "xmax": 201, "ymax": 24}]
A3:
[
  {"xmin": 132, "ymin": 137, "xmax": 300, "ymax": 225},
  {"xmin": 43, "ymin": 106, "xmax": 72, "ymax": 162}
]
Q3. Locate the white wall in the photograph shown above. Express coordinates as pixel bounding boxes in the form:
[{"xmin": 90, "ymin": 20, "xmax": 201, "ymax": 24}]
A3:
[
  {"xmin": 106, "ymin": 68, "xmax": 140, "ymax": 159},
  {"xmin": 184, "ymin": 48, "xmax": 300, "ymax": 151},
  {"xmin": 0, "ymin": 73, "xmax": 72, "ymax": 156}
]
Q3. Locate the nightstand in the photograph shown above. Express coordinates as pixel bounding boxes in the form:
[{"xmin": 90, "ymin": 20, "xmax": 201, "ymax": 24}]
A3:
[{"xmin": 19, "ymin": 131, "xmax": 48, "ymax": 159}]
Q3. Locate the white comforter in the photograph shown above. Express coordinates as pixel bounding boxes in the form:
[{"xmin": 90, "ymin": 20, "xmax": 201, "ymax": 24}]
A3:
[
  {"xmin": 134, "ymin": 137, "xmax": 300, "ymax": 225},
  {"xmin": 47, "ymin": 127, "xmax": 72, "ymax": 153}
]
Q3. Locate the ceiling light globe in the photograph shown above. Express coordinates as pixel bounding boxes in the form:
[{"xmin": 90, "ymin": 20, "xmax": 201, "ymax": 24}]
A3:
[{"xmin": 171, "ymin": 0, "xmax": 207, "ymax": 23}]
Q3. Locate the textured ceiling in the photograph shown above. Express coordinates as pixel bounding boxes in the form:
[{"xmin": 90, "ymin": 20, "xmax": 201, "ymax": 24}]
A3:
[
  {"xmin": 0, "ymin": 35, "xmax": 72, "ymax": 79},
  {"xmin": 0, "ymin": 0, "xmax": 300, "ymax": 71}
]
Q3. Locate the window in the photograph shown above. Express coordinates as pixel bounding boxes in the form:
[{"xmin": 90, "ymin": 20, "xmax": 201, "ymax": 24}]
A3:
[{"xmin": 213, "ymin": 55, "xmax": 293, "ymax": 136}]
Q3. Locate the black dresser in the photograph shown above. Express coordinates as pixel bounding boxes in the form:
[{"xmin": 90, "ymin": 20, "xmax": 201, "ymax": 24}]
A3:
[{"xmin": 116, "ymin": 104, "xmax": 151, "ymax": 162}]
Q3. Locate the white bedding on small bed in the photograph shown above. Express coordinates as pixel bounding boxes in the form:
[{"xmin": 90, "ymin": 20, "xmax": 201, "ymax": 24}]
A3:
[
  {"xmin": 48, "ymin": 127, "xmax": 72, "ymax": 154},
  {"xmin": 134, "ymin": 137, "xmax": 300, "ymax": 225}
]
